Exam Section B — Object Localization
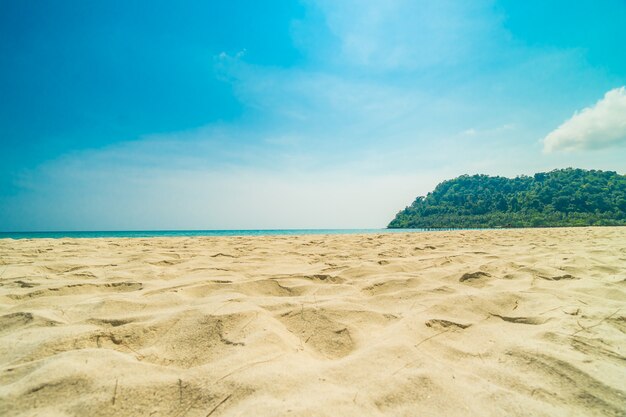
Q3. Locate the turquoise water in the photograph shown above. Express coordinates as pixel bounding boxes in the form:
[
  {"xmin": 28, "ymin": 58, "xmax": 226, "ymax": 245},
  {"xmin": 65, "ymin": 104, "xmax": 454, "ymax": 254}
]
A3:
[{"xmin": 0, "ymin": 228, "xmax": 438, "ymax": 239}]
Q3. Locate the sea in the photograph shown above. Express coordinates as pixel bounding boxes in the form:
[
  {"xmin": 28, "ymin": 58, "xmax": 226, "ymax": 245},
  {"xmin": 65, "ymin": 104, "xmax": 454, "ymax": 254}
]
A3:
[{"xmin": 0, "ymin": 228, "xmax": 445, "ymax": 239}]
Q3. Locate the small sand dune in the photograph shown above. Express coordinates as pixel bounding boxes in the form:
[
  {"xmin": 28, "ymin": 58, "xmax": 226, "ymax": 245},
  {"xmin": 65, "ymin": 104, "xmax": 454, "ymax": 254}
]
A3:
[{"xmin": 0, "ymin": 227, "xmax": 625, "ymax": 416}]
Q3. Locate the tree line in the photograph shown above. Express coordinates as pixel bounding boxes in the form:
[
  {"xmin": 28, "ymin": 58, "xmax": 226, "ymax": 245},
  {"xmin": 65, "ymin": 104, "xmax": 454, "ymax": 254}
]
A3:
[{"xmin": 388, "ymin": 168, "xmax": 626, "ymax": 228}]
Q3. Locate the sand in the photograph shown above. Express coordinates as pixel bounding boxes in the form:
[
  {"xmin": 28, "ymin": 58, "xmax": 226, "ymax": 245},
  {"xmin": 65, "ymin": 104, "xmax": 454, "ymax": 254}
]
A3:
[{"xmin": 0, "ymin": 227, "xmax": 625, "ymax": 416}]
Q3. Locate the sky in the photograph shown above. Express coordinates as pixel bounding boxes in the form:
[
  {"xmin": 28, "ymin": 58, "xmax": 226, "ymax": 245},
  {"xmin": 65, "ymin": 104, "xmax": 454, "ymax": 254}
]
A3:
[{"xmin": 1, "ymin": 0, "xmax": 625, "ymax": 231}]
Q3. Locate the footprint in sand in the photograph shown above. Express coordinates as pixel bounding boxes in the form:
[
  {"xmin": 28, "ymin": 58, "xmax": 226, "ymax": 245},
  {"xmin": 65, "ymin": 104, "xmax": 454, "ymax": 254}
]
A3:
[
  {"xmin": 538, "ymin": 274, "xmax": 578, "ymax": 281},
  {"xmin": 0, "ymin": 312, "xmax": 59, "ymax": 334},
  {"xmin": 278, "ymin": 308, "xmax": 355, "ymax": 359},
  {"xmin": 88, "ymin": 310, "xmax": 261, "ymax": 368},
  {"xmin": 490, "ymin": 313, "xmax": 548, "ymax": 325},
  {"xmin": 425, "ymin": 319, "xmax": 472, "ymax": 330},
  {"xmin": 459, "ymin": 271, "xmax": 491, "ymax": 283}
]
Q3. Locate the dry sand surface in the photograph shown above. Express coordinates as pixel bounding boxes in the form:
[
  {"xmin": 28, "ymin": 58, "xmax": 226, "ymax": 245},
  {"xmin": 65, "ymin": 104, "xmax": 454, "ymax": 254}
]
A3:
[{"xmin": 1, "ymin": 227, "xmax": 625, "ymax": 416}]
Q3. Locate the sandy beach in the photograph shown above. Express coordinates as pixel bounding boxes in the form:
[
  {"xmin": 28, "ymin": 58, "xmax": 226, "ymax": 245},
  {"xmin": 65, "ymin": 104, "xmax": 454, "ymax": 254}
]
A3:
[{"xmin": 0, "ymin": 227, "xmax": 625, "ymax": 416}]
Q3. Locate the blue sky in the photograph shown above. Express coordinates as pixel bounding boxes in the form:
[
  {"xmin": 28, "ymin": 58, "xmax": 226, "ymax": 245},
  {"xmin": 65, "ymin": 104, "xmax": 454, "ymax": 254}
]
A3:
[{"xmin": 1, "ymin": 0, "xmax": 625, "ymax": 231}]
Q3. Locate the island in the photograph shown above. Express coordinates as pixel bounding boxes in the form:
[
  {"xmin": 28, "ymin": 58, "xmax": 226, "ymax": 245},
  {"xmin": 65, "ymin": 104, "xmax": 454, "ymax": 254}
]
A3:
[{"xmin": 388, "ymin": 168, "xmax": 626, "ymax": 228}]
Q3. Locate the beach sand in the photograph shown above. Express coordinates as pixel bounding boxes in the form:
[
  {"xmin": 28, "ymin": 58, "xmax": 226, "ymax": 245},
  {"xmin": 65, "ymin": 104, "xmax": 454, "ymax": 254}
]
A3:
[{"xmin": 0, "ymin": 227, "xmax": 625, "ymax": 416}]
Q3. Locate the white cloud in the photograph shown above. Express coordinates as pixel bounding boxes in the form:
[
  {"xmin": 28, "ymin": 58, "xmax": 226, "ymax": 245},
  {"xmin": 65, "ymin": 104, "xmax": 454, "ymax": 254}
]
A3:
[
  {"xmin": 460, "ymin": 123, "xmax": 515, "ymax": 137},
  {"xmin": 302, "ymin": 0, "xmax": 500, "ymax": 71},
  {"xmin": 543, "ymin": 86, "xmax": 626, "ymax": 152}
]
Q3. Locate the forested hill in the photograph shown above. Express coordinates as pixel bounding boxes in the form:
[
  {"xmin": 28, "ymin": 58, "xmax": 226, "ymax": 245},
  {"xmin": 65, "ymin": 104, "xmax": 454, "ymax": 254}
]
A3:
[{"xmin": 388, "ymin": 168, "xmax": 626, "ymax": 228}]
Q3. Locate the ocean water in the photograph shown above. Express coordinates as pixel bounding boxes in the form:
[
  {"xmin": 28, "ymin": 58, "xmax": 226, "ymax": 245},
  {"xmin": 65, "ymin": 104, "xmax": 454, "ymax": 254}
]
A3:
[{"xmin": 0, "ymin": 228, "xmax": 440, "ymax": 240}]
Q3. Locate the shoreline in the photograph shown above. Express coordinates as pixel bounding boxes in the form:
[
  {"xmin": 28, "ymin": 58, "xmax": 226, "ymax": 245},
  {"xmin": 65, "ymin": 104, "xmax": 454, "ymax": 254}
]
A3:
[{"xmin": 1, "ymin": 225, "xmax": 624, "ymax": 240}]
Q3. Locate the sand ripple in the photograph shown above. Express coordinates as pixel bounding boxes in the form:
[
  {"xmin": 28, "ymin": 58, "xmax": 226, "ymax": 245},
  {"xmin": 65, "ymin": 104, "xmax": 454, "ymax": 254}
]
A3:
[{"xmin": 0, "ymin": 227, "xmax": 625, "ymax": 416}]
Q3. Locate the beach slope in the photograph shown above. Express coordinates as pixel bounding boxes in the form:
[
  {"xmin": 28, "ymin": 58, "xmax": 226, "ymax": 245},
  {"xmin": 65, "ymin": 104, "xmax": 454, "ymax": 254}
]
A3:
[{"xmin": 1, "ymin": 227, "xmax": 625, "ymax": 416}]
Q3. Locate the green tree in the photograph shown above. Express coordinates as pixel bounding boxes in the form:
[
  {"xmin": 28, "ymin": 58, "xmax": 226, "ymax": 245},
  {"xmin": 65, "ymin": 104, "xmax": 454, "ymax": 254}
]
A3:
[{"xmin": 388, "ymin": 168, "xmax": 626, "ymax": 229}]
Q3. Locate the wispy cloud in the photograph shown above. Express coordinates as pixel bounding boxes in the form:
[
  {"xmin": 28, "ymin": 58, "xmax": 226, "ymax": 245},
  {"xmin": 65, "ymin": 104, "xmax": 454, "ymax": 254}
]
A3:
[
  {"xmin": 299, "ymin": 0, "xmax": 501, "ymax": 71},
  {"xmin": 543, "ymin": 87, "xmax": 626, "ymax": 152},
  {"xmin": 460, "ymin": 124, "xmax": 516, "ymax": 137}
]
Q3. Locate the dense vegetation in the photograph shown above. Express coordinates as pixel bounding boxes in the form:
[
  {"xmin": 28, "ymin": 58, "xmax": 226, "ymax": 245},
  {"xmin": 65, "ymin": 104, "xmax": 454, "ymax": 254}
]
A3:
[{"xmin": 388, "ymin": 168, "xmax": 626, "ymax": 228}]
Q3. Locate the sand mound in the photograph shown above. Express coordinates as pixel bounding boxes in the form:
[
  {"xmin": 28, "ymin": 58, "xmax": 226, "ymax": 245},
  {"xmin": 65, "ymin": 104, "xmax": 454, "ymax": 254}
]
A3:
[{"xmin": 1, "ymin": 227, "xmax": 625, "ymax": 416}]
